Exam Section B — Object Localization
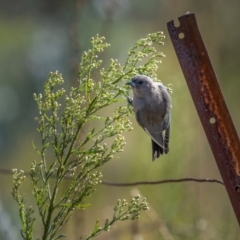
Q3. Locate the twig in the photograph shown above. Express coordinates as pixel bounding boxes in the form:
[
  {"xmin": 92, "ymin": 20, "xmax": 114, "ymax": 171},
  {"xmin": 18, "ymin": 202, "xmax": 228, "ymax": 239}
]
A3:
[
  {"xmin": 102, "ymin": 178, "xmax": 224, "ymax": 186},
  {"xmin": 0, "ymin": 168, "xmax": 224, "ymax": 186}
]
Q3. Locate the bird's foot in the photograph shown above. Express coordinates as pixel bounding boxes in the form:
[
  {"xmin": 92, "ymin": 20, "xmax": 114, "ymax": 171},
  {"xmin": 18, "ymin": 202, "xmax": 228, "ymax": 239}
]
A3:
[{"xmin": 127, "ymin": 97, "xmax": 133, "ymax": 106}]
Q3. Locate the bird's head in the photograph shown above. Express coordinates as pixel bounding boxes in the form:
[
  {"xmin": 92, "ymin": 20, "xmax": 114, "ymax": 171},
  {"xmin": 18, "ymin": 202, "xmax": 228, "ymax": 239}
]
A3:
[{"xmin": 126, "ymin": 75, "xmax": 153, "ymax": 98}]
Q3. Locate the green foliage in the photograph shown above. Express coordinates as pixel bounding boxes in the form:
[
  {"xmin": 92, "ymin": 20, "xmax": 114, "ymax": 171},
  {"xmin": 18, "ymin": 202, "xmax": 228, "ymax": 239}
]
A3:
[
  {"xmin": 12, "ymin": 32, "xmax": 165, "ymax": 240},
  {"xmin": 83, "ymin": 195, "xmax": 148, "ymax": 240}
]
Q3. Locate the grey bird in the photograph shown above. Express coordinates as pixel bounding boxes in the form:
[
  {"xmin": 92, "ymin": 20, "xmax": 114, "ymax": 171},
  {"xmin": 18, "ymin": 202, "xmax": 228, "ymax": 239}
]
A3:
[{"xmin": 127, "ymin": 75, "xmax": 171, "ymax": 161}]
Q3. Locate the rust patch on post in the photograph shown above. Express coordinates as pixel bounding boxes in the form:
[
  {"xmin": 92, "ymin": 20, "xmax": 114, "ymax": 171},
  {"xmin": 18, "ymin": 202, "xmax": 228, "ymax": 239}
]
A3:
[{"xmin": 167, "ymin": 13, "xmax": 240, "ymax": 225}]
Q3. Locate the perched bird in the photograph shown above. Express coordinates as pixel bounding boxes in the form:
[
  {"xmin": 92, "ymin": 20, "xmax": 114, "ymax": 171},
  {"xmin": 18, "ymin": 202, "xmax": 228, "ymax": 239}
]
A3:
[{"xmin": 127, "ymin": 75, "xmax": 171, "ymax": 161}]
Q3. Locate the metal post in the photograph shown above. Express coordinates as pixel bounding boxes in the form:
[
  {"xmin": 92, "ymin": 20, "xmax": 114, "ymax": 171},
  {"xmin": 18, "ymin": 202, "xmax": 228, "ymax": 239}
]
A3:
[{"xmin": 167, "ymin": 13, "xmax": 240, "ymax": 225}]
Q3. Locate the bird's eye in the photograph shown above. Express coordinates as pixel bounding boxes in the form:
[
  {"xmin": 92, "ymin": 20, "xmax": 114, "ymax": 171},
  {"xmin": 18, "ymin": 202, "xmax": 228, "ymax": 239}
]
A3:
[{"xmin": 139, "ymin": 81, "xmax": 143, "ymax": 84}]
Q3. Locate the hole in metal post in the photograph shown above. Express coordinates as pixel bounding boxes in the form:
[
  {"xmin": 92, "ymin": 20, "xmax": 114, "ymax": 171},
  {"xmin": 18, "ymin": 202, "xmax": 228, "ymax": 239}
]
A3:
[
  {"xmin": 235, "ymin": 185, "xmax": 240, "ymax": 192},
  {"xmin": 173, "ymin": 19, "xmax": 180, "ymax": 27},
  {"xmin": 209, "ymin": 117, "xmax": 216, "ymax": 124},
  {"xmin": 178, "ymin": 33, "xmax": 185, "ymax": 39}
]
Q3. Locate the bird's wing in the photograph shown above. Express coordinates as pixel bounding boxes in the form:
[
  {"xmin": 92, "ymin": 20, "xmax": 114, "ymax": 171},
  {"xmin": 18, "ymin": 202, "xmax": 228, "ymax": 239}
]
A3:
[
  {"xmin": 156, "ymin": 83, "xmax": 171, "ymax": 152},
  {"xmin": 144, "ymin": 125, "xmax": 164, "ymax": 148},
  {"xmin": 157, "ymin": 84, "xmax": 172, "ymax": 110},
  {"xmin": 136, "ymin": 111, "xmax": 164, "ymax": 148}
]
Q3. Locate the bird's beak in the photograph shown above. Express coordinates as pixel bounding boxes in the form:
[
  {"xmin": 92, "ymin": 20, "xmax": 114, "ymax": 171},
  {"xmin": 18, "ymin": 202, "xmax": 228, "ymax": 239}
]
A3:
[{"xmin": 126, "ymin": 81, "xmax": 136, "ymax": 87}]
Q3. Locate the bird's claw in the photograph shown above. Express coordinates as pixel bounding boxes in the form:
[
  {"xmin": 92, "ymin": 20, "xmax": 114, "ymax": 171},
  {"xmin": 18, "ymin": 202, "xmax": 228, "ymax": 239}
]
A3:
[{"xmin": 127, "ymin": 97, "xmax": 133, "ymax": 106}]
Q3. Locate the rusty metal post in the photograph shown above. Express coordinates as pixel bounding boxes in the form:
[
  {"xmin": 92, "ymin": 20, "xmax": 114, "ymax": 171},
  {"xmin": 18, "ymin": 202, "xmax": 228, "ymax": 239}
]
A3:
[{"xmin": 167, "ymin": 13, "xmax": 240, "ymax": 225}]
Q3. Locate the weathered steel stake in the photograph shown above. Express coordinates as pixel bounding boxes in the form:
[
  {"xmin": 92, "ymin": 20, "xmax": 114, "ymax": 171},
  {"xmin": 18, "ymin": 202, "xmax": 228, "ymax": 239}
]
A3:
[{"xmin": 167, "ymin": 13, "xmax": 240, "ymax": 225}]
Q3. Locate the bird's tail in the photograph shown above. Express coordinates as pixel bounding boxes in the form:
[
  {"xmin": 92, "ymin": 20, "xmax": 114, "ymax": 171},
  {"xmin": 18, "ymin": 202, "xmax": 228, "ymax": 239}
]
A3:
[
  {"xmin": 152, "ymin": 139, "xmax": 163, "ymax": 161},
  {"xmin": 152, "ymin": 126, "xmax": 170, "ymax": 160}
]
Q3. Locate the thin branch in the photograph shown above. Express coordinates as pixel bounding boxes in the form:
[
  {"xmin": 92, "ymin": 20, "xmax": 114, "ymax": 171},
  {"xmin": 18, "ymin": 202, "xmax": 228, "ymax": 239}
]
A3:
[
  {"xmin": 1, "ymin": 168, "xmax": 224, "ymax": 186},
  {"xmin": 101, "ymin": 178, "xmax": 224, "ymax": 186}
]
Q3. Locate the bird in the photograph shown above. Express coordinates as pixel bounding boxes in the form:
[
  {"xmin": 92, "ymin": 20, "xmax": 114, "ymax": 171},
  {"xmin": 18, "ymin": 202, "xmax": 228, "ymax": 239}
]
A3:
[{"xmin": 127, "ymin": 74, "xmax": 171, "ymax": 161}]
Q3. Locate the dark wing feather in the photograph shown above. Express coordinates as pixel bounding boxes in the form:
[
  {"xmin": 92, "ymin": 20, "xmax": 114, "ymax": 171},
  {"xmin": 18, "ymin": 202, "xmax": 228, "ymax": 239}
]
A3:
[
  {"xmin": 158, "ymin": 84, "xmax": 171, "ymax": 154},
  {"xmin": 152, "ymin": 139, "xmax": 163, "ymax": 161},
  {"xmin": 164, "ymin": 124, "xmax": 170, "ymax": 154}
]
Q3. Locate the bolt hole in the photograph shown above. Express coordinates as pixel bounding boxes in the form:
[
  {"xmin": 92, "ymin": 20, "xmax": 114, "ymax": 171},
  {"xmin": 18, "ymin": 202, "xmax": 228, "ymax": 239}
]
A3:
[
  {"xmin": 173, "ymin": 19, "xmax": 180, "ymax": 27},
  {"xmin": 178, "ymin": 33, "xmax": 185, "ymax": 39},
  {"xmin": 209, "ymin": 117, "xmax": 216, "ymax": 124},
  {"xmin": 235, "ymin": 185, "xmax": 240, "ymax": 192}
]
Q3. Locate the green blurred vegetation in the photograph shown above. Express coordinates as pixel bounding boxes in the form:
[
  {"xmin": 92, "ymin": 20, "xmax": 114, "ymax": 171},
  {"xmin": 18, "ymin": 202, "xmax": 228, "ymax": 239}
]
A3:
[{"xmin": 0, "ymin": 0, "xmax": 240, "ymax": 239}]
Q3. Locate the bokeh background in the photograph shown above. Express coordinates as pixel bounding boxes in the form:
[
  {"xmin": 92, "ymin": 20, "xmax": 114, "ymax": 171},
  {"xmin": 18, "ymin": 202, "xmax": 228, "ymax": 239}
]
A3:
[{"xmin": 1, "ymin": 0, "xmax": 240, "ymax": 239}]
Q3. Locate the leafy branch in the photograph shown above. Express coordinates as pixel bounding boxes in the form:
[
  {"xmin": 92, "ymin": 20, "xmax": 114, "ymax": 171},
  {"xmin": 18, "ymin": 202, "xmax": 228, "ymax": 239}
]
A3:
[
  {"xmin": 84, "ymin": 195, "xmax": 148, "ymax": 240},
  {"xmin": 12, "ymin": 32, "xmax": 165, "ymax": 240}
]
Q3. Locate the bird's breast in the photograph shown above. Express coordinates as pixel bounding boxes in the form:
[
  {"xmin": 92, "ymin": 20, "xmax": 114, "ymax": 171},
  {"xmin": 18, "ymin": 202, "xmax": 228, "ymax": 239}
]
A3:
[{"xmin": 144, "ymin": 108, "xmax": 164, "ymax": 125}]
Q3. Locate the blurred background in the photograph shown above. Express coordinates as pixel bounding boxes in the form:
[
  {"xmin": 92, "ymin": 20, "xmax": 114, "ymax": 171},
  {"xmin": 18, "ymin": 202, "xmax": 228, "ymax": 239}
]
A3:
[{"xmin": 1, "ymin": 0, "xmax": 240, "ymax": 239}]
